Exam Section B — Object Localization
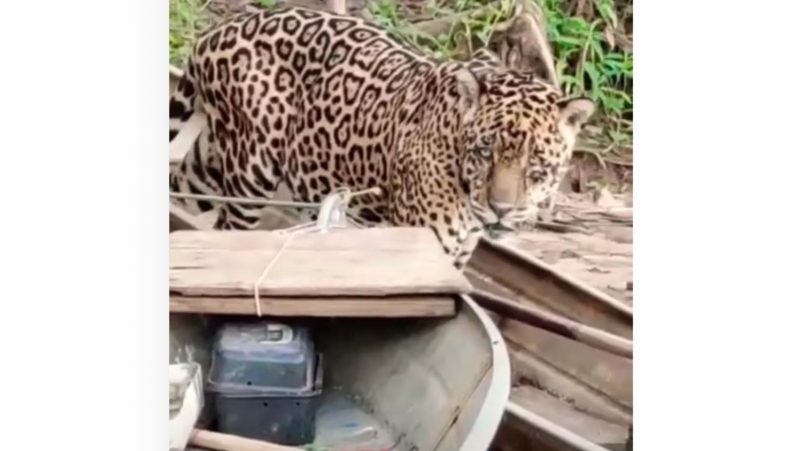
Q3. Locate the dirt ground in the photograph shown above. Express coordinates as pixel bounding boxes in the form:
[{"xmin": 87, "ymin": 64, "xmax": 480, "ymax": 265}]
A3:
[{"xmin": 510, "ymin": 190, "xmax": 633, "ymax": 306}]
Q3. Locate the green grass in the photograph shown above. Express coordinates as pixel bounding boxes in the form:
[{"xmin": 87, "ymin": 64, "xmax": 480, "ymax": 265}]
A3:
[
  {"xmin": 366, "ymin": 0, "xmax": 516, "ymax": 60},
  {"xmin": 169, "ymin": 0, "xmax": 215, "ymax": 65}
]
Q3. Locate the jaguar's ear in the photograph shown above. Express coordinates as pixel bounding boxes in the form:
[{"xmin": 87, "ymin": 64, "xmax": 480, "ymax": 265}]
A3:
[
  {"xmin": 557, "ymin": 97, "xmax": 595, "ymax": 131},
  {"xmin": 556, "ymin": 97, "xmax": 595, "ymax": 147},
  {"xmin": 454, "ymin": 68, "xmax": 481, "ymax": 124}
]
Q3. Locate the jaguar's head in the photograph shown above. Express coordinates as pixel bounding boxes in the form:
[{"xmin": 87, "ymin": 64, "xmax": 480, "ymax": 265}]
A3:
[{"xmin": 452, "ymin": 69, "xmax": 595, "ymax": 238}]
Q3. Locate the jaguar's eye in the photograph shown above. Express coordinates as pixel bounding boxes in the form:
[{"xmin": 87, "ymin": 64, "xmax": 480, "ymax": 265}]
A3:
[
  {"xmin": 475, "ymin": 147, "xmax": 493, "ymax": 158},
  {"xmin": 529, "ymin": 170, "xmax": 547, "ymax": 182}
]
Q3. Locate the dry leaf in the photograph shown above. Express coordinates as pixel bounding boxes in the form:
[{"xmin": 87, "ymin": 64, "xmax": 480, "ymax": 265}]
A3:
[{"xmin": 603, "ymin": 24, "xmax": 616, "ymax": 50}]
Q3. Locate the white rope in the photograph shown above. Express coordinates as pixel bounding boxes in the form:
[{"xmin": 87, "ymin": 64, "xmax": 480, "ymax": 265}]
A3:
[
  {"xmin": 252, "ymin": 224, "xmax": 314, "ymax": 317},
  {"xmin": 249, "ymin": 186, "xmax": 382, "ymax": 316}
]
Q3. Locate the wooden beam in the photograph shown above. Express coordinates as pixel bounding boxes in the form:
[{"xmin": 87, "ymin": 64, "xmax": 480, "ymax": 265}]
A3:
[
  {"xmin": 170, "ymin": 112, "xmax": 205, "ymax": 166},
  {"xmin": 169, "ymin": 65, "xmax": 184, "ymax": 79},
  {"xmin": 169, "ymin": 204, "xmax": 207, "ymax": 232},
  {"xmin": 170, "ymin": 294, "xmax": 456, "ymax": 317}
]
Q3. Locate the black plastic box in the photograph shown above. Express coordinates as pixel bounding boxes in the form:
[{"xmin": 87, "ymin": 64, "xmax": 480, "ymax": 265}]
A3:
[{"xmin": 207, "ymin": 322, "xmax": 323, "ymax": 446}]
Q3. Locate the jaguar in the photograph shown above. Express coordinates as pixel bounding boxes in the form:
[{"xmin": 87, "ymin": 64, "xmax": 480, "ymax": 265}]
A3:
[{"xmin": 169, "ymin": 6, "xmax": 594, "ymax": 268}]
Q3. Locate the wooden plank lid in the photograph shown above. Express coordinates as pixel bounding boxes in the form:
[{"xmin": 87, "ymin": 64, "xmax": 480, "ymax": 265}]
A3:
[{"xmin": 170, "ymin": 227, "xmax": 472, "ymax": 298}]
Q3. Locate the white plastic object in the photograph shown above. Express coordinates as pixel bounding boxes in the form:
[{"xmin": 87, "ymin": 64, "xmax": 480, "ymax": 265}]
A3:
[{"xmin": 169, "ymin": 363, "xmax": 204, "ymax": 451}]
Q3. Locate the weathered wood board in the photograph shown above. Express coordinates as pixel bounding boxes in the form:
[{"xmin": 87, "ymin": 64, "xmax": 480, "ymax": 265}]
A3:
[
  {"xmin": 169, "ymin": 204, "xmax": 209, "ymax": 231},
  {"xmin": 169, "ymin": 113, "xmax": 205, "ymax": 166},
  {"xmin": 170, "ymin": 295, "xmax": 456, "ymax": 317},
  {"xmin": 169, "ymin": 227, "xmax": 471, "ymax": 317},
  {"xmin": 170, "ymin": 228, "xmax": 471, "ymax": 296}
]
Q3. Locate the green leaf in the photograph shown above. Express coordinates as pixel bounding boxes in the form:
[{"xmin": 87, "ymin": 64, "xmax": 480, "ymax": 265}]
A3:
[
  {"xmin": 555, "ymin": 59, "xmax": 569, "ymax": 78},
  {"xmin": 604, "ymin": 52, "xmax": 625, "ymax": 62},
  {"xmin": 589, "ymin": 38, "xmax": 604, "ymax": 59},
  {"xmin": 596, "ymin": 1, "xmax": 618, "ymax": 28},
  {"xmin": 563, "ymin": 17, "xmax": 590, "ymax": 31},
  {"xmin": 584, "ymin": 63, "xmax": 604, "ymax": 88},
  {"xmin": 556, "ymin": 35, "xmax": 585, "ymax": 47},
  {"xmin": 602, "ymin": 60, "xmax": 622, "ymax": 75}
]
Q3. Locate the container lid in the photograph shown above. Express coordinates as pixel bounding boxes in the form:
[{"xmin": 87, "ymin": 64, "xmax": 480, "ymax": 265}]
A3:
[{"xmin": 207, "ymin": 322, "xmax": 317, "ymax": 396}]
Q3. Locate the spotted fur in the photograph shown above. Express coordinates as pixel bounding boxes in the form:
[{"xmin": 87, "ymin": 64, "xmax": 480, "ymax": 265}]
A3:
[{"xmin": 169, "ymin": 7, "xmax": 594, "ymax": 268}]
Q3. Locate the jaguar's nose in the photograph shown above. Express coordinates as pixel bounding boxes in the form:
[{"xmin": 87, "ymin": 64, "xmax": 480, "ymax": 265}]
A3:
[{"xmin": 490, "ymin": 202, "xmax": 514, "ymax": 218}]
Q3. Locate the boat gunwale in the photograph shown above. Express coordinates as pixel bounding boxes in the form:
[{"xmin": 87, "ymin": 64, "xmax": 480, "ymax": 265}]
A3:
[{"xmin": 455, "ymin": 294, "xmax": 511, "ymax": 451}]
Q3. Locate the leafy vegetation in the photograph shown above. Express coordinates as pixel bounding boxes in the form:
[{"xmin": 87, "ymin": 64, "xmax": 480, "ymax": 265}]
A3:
[
  {"xmin": 367, "ymin": 0, "xmax": 517, "ymax": 60},
  {"xmin": 169, "ymin": 0, "xmax": 215, "ymax": 65},
  {"xmin": 541, "ymin": 0, "xmax": 632, "ymax": 154}
]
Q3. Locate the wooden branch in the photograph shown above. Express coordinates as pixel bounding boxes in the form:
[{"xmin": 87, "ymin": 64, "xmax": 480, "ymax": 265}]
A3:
[
  {"xmin": 190, "ymin": 429, "xmax": 301, "ymax": 451},
  {"xmin": 602, "ymin": 157, "xmax": 634, "ymax": 167},
  {"xmin": 471, "ymin": 289, "xmax": 632, "ymax": 359},
  {"xmin": 533, "ymin": 220, "xmax": 589, "ymax": 234},
  {"xmin": 169, "ymin": 65, "xmax": 184, "ymax": 79},
  {"xmin": 325, "ymin": 0, "xmax": 346, "ymax": 14},
  {"xmin": 170, "ymin": 113, "xmax": 206, "ymax": 166}
]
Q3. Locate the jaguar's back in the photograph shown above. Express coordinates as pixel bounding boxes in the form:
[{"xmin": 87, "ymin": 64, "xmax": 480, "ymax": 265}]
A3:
[{"xmin": 170, "ymin": 7, "xmax": 444, "ymax": 226}]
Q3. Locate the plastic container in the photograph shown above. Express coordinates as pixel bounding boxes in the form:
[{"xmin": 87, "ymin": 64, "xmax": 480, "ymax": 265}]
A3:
[{"xmin": 207, "ymin": 322, "xmax": 323, "ymax": 446}]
